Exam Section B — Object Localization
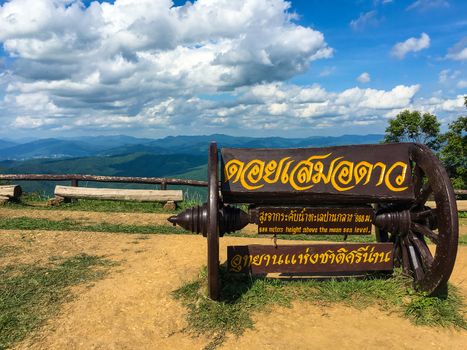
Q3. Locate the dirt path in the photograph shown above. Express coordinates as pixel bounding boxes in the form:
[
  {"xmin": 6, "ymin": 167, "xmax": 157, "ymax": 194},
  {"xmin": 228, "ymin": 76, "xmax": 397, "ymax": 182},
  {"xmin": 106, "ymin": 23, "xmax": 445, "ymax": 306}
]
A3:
[
  {"xmin": 0, "ymin": 208, "xmax": 260, "ymax": 234},
  {"xmin": 0, "ymin": 208, "xmax": 172, "ymax": 226},
  {"xmin": 0, "ymin": 230, "xmax": 465, "ymax": 350}
]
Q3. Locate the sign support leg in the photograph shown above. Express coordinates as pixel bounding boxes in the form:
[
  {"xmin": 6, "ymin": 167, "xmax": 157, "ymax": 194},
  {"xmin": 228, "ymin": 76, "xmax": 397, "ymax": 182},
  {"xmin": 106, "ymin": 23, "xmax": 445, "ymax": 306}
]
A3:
[{"xmin": 207, "ymin": 142, "xmax": 220, "ymax": 300}]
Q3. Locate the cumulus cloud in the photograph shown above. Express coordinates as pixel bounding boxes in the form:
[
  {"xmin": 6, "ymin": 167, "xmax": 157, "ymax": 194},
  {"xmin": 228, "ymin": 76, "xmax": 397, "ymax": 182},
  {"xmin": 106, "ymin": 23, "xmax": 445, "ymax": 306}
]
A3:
[
  {"xmin": 391, "ymin": 33, "xmax": 430, "ymax": 59},
  {"xmin": 0, "ymin": 1, "xmax": 463, "ymax": 137},
  {"xmin": 357, "ymin": 72, "xmax": 371, "ymax": 84},
  {"xmin": 0, "ymin": 0, "xmax": 333, "ymax": 123},
  {"xmin": 349, "ymin": 11, "xmax": 380, "ymax": 31},
  {"xmin": 446, "ymin": 37, "xmax": 467, "ymax": 61}
]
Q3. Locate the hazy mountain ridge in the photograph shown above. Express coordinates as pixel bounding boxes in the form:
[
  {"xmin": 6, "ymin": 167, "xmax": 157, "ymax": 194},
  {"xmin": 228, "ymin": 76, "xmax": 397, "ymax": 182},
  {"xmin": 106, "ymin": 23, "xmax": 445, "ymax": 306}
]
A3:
[
  {"xmin": 0, "ymin": 133, "xmax": 383, "ymax": 194},
  {"xmin": 0, "ymin": 134, "xmax": 383, "ymax": 160},
  {"xmin": 0, "ymin": 140, "xmax": 17, "ymax": 150}
]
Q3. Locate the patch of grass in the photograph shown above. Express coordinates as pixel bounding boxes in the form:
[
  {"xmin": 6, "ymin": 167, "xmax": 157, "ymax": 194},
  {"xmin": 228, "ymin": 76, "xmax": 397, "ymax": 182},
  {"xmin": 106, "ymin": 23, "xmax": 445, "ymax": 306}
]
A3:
[
  {"xmin": 0, "ymin": 254, "xmax": 114, "ymax": 349},
  {"xmin": 10, "ymin": 191, "xmax": 206, "ymax": 213},
  {"xmin": 0, "ymin": 217, "xmax": 189, "ymax": 235},
  {"xmin": 0, "ymin": 245, "xmax": 19, "ymax": 258},
  {"xmin": 174, "ymin": 267, "xmax": 466, "ymax": 349},
  {"xmin": 405, "ymin": 286, "xmax": 467, "ymax": 327},
  {"xmin": 21, "ymin": 192, "xmax": 49, "ymax": 202},
  {"xmin": 56, "ymin": 199, "xmax": 171, "ymax": 213},
  {"xmin": 7, "ymin": 198, "xmax": 176, "ymax": 213}
]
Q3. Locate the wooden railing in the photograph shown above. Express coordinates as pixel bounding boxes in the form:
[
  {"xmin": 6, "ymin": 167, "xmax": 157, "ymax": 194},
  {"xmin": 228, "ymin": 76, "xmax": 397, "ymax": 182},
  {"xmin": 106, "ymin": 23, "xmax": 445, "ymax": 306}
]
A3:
[
  {"xmin": 0, "ymin": 174, "xmax": 208, "ymax": 190},
  {"xmin": 0, "ymin": 174, "xmax": 465, "ymax": 194}
]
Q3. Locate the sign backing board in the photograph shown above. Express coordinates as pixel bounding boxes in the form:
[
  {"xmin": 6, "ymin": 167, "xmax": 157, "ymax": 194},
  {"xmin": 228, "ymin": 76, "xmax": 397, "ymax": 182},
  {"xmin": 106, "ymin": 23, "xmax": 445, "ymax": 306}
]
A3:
[
  {"xmin": 221, "ymin": 143, "xmax": 414, "ymax": 204},
  {"xmin": 227, "ymin": 243, "xmax": 394, "ymax": 274},
  {"xmin": 256, "ymin": 207, "xmax": 373, "ymax": 235}
]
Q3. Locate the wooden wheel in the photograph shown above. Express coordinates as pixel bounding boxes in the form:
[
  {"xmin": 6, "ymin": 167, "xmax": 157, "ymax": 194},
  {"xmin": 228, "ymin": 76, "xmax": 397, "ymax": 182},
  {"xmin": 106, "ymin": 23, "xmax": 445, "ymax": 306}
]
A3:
[
  {"xmin": 375, "ymin": 143, "xmax": 458, "ymax": 295},
  {"xmin": 207, "ymin": 142, "xmax": 220, "ymax": 300}
]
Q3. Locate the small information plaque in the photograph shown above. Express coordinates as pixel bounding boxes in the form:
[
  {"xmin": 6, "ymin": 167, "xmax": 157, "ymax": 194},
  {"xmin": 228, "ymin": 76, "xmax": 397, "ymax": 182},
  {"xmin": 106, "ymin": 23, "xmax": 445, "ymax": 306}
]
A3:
[
  {"xmin": 257, "ymin": 207, "xmax": 373, "ymax": 235},
  {"xmin": 227, "ymin": 243, "xmax": 394, "ymax": 274}
]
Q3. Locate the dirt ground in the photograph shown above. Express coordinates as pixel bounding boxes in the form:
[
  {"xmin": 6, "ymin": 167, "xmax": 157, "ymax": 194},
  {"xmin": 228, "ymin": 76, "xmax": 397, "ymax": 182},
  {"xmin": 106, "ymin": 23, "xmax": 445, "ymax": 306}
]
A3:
[
  {"xmin": 0, "ymin": 208, "xmax": 172, "ymax": 226},
  {"xmin": 0, "ymin": 210, "xmax": 466, "ymax": 349}
]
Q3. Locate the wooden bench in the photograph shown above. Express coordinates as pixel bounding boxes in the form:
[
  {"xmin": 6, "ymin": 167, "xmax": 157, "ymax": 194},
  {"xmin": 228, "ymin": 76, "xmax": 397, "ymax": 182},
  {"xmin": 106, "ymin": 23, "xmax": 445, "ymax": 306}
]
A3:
[
  {"xmin": 49, "ymin": 185, "xmax": 183, "ymax": 210},
  {"xmin": 0, "ymin": 185, "xmax": 22, "ymax": 204}
]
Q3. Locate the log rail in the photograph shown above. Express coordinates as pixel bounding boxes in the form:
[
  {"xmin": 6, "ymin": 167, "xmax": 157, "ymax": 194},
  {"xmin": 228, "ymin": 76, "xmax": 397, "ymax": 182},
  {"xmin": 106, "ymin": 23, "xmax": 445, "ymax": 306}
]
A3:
[
  {"xmin": 0, "ymin": 174, "xmax": 464, "ymax": 194},
  {"xmin": 0, "ymin": 174, "xmax": 208, "ymax": 189}
]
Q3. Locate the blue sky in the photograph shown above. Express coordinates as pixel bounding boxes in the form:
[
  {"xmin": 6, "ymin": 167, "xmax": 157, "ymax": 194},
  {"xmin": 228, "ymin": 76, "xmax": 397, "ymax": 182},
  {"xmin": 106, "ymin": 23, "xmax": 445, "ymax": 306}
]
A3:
[
  {"xmin": 0, "ymin": 0, "xmax": 465, "ymax": 139},
  {"xmin": 290, "ymin": 0, "xmax": 466, "ymax": 93}
]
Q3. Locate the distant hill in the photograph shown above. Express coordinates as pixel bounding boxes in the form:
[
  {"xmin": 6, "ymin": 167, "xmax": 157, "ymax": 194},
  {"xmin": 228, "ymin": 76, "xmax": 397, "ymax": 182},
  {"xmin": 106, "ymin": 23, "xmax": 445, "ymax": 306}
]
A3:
[
  {"xmin": 0, "ymin": 152, "xmax": 207, "ymax": 194},
  {"xmin": 0, "ymin": 140, "xmax": 17, "ymax": 150},
  {"xmin": 0, "ymin": 136, "xmax": 155, "ymax": 160},
  {"xmin": 0, "ymin": 134, "xmax": 383, "ymax": 160},
  {"xmin": 0, "ymin": 153, "xmax": 206, "ymax": 177},
  {"xmin": 0, "ymin": 139, "xmax": 97, "ymax": 160}
]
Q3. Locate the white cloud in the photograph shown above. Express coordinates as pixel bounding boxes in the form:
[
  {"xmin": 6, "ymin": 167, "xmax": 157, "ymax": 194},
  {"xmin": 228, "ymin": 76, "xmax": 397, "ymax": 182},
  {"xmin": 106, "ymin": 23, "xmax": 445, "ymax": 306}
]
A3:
[
  {"xmin": 391, "ymin": 33, "xmax": 430, "ymax": 59},
  {"xmin": 357, "ymin": 72, "xmax": 371, "ymax": 84},
  {"xmin": 0, "ymin": 1, "xmax": 463, "ymax": 137},
  {"xmin": 349, "ymin": 11, "xmax": 380, "ymax": 31},
  {"xmin": 319, "ymin": 66, "xmax": 336, "ymax": 77},
  {"xmin": 0, "ymin": 0, "xmax": 333, "ymax": 120},
  {"xmin": 446, "ymin": 37, "xmax": 467, "ymax": 61},
  {"xmin": 438, "ymin": 69, "xmax": 461, "ymax": 83},
  {"xmin": 4, "ymin": 78, "xmax": 463, "ymax": 135},
  {"xmin": 407, "ymin": 0, "xmax": 449, "ymax": 11},
  {"xmin": 457, "ymin": 80, "xmax": 467, "ymax": 89}
]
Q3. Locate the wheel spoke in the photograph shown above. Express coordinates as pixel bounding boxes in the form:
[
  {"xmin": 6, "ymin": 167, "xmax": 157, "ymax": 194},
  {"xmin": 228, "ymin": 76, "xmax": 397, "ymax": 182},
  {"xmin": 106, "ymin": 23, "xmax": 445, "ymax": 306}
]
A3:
[
  {"xmin": 405, "ymin": 237, "xmax": 425, "ymax": 281},
  {"xmin": 411, "ymin": 209, "xmax": 435, "ymax": 221},
  {"xmin": 409, "ymin": 234, "xmax": 433, "ymax": 272},
  {"xmin": 412, "ymin": 164, "xmax": 424, "ymax": 198},
  {"xmin": 400, "ymin": 240, "xmax": 411, "ymax": 276},
  {"xmin": 375, "ymin": 228, "xmax": 389, "ymax": 242},
  {"xmin": 393, "ymin": 243, "xmax": 402, "ymax": 268},
  {"xmin": 412, "ymin": 182, "xmax": 432, "ymax": 209},
  {"xmin": 411, "ymin": 222, "xmax": 439, "ymax": 245}
]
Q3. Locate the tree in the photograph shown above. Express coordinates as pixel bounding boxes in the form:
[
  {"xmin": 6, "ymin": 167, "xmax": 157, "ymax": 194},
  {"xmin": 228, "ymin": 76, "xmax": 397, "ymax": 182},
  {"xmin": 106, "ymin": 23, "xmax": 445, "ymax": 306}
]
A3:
[
  {"xmin": 440, "ymin": 116, "xmax": 467, "ymax": 189},
  {"xmin": 384, "ymin": 110, "xmax": 441, "ymax": 150}
]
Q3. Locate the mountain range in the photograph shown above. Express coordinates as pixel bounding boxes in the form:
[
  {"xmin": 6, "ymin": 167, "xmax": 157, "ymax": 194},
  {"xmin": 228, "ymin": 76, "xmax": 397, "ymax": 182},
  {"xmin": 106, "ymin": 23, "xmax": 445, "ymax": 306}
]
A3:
[
  {"xmin": 0, "ymin": 134, "xmax": 383, "ymax": 161},
  {"xmin": 0, "ymin": 134, "xmax": 383, "ymax": 194}
]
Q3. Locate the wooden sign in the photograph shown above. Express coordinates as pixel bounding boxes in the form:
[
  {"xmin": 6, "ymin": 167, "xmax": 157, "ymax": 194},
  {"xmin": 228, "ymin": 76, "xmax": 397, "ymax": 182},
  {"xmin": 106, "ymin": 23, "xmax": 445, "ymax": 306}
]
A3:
[
  {"xmin": 221, "ymin": 143, "xmax": 414, "ymax": 204},
  {"xmin": 256, "ymin": 207, "xmax": 373, "ymax": 235},
  {"xmin": 227, "ymin": 243, "xmax": 394, "ymax": 274}
]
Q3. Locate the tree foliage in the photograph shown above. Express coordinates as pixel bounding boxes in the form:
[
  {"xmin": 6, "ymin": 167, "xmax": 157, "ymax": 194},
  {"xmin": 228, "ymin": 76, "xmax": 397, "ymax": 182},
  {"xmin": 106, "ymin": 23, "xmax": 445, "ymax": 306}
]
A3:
[
  {"xmin": 384, "ymin": 110, "xmax": 441, "ymax": 150},
  {"xmin": 384, "ymin": 105, "xmax": 466, "ymax": 189},
  {"xmin": 440, "ymin": 116, "xmax": 467, "ymax": 189}
]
